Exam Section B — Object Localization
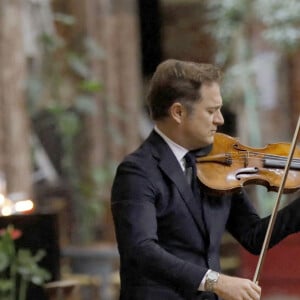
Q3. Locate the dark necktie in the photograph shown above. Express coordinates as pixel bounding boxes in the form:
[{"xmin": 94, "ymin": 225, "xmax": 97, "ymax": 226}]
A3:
[
  {"xmin": 184, "ymin": 151, "xmax": 199, "ymax": 197},
  {"xmin": 185, "ymin": 151, "xmax": 209, "ymax": 240},
  {"xmin": 184, "ymin": 144, "xmax": 213, "ymax": 194}
]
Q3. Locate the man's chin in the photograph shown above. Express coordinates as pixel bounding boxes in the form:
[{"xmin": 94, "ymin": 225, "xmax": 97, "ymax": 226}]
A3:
[{"xmin": 208, "ymin": 135, "xmax": 215, "ymax": 144}]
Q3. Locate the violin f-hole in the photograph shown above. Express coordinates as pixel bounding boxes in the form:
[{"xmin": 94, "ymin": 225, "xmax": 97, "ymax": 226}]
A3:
[{"xmin": 236, "ymin": 167, "xmax": 259, "ymax": 180}]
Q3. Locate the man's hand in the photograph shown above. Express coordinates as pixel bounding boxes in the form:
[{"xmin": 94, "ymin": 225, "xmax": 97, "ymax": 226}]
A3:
[{"xmin": 214, "ymin": 274, "xmax": 261, "ymax": 300}]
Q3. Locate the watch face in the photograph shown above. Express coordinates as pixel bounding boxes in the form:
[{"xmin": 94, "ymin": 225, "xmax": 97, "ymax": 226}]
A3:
[
  {"xmin": 205, "ymin": 271, "xmax": 219, "ymax": 293},
  {"xmin": 208, "ymin": 271, "xmax": 219, "ymax": 281}
]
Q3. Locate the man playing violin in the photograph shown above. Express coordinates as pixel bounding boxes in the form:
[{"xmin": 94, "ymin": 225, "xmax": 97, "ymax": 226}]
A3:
[{"xmin": 111, "ymin": 59, "xmax": 300, "ymax": 300}]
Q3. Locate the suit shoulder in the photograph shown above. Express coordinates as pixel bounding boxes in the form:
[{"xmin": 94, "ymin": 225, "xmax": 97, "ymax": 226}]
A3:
[{"xmin": 120, "ymin": 140, "xmax": 155, "ymax": 167}]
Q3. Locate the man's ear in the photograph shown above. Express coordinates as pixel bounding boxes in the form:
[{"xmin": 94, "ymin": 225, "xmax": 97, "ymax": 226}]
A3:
[{"xmin": 169, "ymin": 102, "xmax": 185, "ymax": 124}]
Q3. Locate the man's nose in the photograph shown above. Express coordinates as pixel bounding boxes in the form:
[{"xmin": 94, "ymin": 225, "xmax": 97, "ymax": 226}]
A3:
[{"xmin": 214, "ymin": 110, "xmax": 224, "ymax": 125}]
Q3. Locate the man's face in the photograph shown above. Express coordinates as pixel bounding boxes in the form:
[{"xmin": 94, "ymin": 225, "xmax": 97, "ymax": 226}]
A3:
[{"xmin": 181, "ymin": 81, "xmax": 224, "ymax": 149}]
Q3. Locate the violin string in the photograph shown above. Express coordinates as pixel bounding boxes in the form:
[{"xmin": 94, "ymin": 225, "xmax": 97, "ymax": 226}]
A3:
[
  {"xmin": 230, "ymin": 151, "xmax": 300, "ymax": 162},
  {"xmin": 225, "ymin": 153, "xmax": 300, "ymax": 166}
]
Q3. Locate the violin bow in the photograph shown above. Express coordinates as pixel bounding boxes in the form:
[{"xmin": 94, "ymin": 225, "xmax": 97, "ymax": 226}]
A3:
[{"xmin": 253, "ymin": 114, "xmax": 300, "ymax": 283}]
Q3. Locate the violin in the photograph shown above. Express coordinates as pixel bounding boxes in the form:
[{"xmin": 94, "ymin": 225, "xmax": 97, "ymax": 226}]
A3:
[
  {"xmin": 196, "ymin": 132, "xmax": 300, "ymax": 194},
  {"xmin": 196, "ymin": 116, "xmax": 300, "ymax": 283}
]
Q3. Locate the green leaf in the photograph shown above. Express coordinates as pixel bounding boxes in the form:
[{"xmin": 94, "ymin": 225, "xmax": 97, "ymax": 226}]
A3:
[
  {"xmin": 0, "ymin": 252, "xmax": 9, "ymax": 271},
  {"xmin": 31, "ymin": 268, "xmax": 52, "ymax": 285},
  {"xmin": 16, "ymin": 249, "xmax": 51, "ymax": 285},
  {"xmin": 38, "ymin": 33, "xmax": 65, "ymax": 52},
  {"xmin": 0, "ymin": 279, "xmax": 13, "ymax": 292},
  {"xmin": 67, "ymin": 53, "xmax": 89, "ymax": 78},
  {"xmin": 58, "ymin": 111, "xmax": 81, "ymax": 137},
  {"xmin": 79, "ymin": 80, "xmax": 102, "ymax": 93}
]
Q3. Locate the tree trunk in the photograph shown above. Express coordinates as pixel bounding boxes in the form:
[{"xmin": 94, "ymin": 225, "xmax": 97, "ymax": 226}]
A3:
[
  {"xmin": 0, "ymin": 0, "xmax": 32, "ymax": 197},
  {"xmin": 289, "ymin": 52, "xmax": 300, "ymax": 133},
  {"xmin": 52, "ymin": 0, "xmax": 142, "ymax": 243},
  {"xmin": 85, "ymin": 0, "xmax": 142, "ymax": 165},
  {"xmin": 85, "ymin": 0, "xmax": 142, "ymax": 241}
]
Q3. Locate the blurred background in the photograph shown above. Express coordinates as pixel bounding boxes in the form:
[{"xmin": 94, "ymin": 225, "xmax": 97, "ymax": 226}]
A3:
[{"xmin": 0, "ymin": 0, "xmax": 300, "ymax": 299}]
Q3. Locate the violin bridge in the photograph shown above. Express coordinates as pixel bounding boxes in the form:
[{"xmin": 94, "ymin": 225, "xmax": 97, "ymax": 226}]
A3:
[{"xmin": 244, "ymin": 151, "xmax": 249, "ymax": 167}]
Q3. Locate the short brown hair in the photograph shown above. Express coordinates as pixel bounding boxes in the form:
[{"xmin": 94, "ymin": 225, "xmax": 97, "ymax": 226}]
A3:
[{"xmin": 147, "ymin": 59, "xmax": 222, "ymax": 120}]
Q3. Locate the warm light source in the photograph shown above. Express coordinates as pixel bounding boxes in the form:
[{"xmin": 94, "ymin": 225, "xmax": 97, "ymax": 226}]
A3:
[
  {"xmin": 2, "ymin": 205, "xmax": 13, "ymax": 216},
  {"xmin": 0, "ymin": 194, "xmax": 5, "ymax": 206},
  {"xmin": 15, "ymin": 200, "xmax": 34, "ymax": 213},
  {"xmin": 0, "ymin": 192, "xmax": 35, "ymax": 216},
  {"xmin": 0, "ymin": 174, "xmax": 35, "ymax": 216}
]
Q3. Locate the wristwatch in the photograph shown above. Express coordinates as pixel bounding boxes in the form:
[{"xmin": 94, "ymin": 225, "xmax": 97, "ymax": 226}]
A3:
[{"xmin": 204, "ymin": 270, "xmax": 219, "ymax": 292}]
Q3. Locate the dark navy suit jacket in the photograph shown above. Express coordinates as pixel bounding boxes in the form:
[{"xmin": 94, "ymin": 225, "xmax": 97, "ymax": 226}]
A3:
[{"xmin": 111, "ymin": 130, "xmax": 300, "ymax": 300}]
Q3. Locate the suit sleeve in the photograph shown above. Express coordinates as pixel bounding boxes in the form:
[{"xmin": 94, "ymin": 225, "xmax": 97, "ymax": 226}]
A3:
[
  {"xmin": 226, "ymin": 190, "xmax": 300, "ymax": 255},
  {"xmin": 111, "ymin": 160, "xmax": 207, "ymax": 292}
]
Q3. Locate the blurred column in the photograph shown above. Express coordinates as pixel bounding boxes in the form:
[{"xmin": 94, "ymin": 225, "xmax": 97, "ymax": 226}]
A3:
[
  {"xmin": 85, "ymin": 0, "xmax": 142, "ymax": 164},
  {"xmin": 0, "ymin": 0, "xmax": 32, "ymax": 197},
  {"xmin": 289, "ymin": 51, "xmax": 300, "ymax": 133},
  {"xmin": 85, "ymin": 0, "xmax": 142, "ymax": 241}
]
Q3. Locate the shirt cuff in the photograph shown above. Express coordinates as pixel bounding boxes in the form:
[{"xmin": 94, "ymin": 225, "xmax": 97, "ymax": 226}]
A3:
[{"xmin": 198, "ymin": 269, "xmax": 211, "ymax": 291}]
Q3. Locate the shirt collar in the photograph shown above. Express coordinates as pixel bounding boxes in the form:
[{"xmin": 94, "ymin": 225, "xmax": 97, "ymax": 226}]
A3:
[{"xmin": 154, "ymin": 126, "xmax": 188, "ymax": 171}]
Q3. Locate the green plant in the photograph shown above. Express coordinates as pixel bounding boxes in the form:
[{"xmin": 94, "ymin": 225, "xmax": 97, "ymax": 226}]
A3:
[
  {"xmin": 27, "ymin": 13, "xmax": 108, "ymax": 245},
  {"xmin": 0, "ymin": 225, "xmax": 51, "ymax": 300}
]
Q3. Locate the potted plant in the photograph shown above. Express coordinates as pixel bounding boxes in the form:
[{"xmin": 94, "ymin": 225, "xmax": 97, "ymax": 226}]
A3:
[{"xmin": 0, "ymin": 225, "xmax": 51, "ymax": 300}]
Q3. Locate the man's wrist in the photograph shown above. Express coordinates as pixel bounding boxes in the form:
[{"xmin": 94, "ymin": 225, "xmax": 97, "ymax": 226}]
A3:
[
  {"xmin": 198, "ymin": 270, "xmax": 210, "ymax": 291},
  {"xmin": 204, "ymin": 270, "xmax": 220, "ymax": 293}
]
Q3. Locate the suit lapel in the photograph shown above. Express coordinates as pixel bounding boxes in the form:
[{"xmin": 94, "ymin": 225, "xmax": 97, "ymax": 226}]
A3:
[{"xmin": 148, "ymin": 131, "xmax": 208, "ymax": 238}]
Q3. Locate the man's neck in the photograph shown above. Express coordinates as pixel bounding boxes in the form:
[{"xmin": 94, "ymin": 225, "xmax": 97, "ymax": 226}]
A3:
[{"xmin": 155, "ymin": 122, "xmax": 182, "ymax": 146}]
